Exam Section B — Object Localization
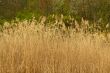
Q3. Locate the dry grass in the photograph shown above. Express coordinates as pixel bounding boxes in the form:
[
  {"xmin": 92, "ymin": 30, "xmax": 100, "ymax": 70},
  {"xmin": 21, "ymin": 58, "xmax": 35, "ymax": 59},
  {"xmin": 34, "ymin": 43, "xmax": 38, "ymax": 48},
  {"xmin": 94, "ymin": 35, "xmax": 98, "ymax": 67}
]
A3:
[{"xmin": 0, "ymin": 16, "xmax": 110, "ymax": 73}]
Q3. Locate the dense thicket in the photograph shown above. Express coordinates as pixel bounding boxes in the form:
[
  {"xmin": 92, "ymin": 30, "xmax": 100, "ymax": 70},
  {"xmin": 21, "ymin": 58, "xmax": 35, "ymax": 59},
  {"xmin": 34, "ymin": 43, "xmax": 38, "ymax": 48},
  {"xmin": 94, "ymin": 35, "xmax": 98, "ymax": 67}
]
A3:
[{"xmin": 0, "ymin": 0, "xmax": 110, "ymax": 23}]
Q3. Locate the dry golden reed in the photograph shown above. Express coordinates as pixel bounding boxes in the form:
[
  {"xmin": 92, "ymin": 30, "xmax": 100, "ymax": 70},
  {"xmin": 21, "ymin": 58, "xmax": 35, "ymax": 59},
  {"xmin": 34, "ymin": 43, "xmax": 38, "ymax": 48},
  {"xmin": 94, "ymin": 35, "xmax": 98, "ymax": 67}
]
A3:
[{"xmin": 0, "ymin": 16, "xmax": 110, "ymax": 73}]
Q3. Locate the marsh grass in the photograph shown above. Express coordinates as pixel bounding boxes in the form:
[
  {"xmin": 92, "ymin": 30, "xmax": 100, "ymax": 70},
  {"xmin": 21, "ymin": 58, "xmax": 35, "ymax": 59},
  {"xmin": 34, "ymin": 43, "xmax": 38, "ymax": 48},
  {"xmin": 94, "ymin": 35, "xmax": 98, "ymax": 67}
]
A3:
[{"xmin": 0, "ymin": 16, "xmax": 110, "ymax": 73}]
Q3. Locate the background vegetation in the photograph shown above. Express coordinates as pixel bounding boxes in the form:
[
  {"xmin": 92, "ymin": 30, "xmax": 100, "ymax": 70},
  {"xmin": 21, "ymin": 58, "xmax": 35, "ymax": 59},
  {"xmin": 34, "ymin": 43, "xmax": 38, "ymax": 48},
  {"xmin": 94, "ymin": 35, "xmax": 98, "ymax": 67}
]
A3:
[{"xmin": 0, "ymin": 0, "xmax": 110, "ymax": 22}]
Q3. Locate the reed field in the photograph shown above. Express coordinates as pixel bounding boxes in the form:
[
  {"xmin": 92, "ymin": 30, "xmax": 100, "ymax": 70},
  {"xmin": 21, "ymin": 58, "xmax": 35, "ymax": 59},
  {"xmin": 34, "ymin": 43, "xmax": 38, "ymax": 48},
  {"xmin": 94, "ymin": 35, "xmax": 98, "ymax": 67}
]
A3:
[{"xmin": 0, "ymin": 16, "xmax": 110, "ymax": 73}]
